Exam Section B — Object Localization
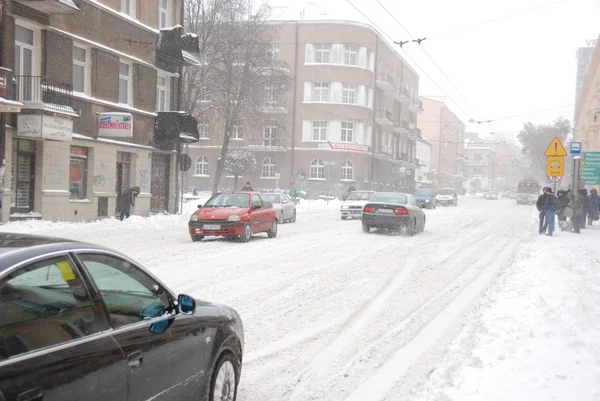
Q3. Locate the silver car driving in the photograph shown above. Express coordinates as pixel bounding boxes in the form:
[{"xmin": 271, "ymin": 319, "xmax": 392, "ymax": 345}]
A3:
[{"xmin": 262, "ymin": 193, "xmax": 297, "ymax": 223}]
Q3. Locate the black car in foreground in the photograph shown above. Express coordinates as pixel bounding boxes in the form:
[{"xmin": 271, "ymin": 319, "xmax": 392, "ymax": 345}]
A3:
[
  {"xmin": 0, "ymin": 233, "xmax": 243, "ymax": 401},
  {"xmin": 362, "ymin": 192, "xmax": 426, "ymax": 235}
]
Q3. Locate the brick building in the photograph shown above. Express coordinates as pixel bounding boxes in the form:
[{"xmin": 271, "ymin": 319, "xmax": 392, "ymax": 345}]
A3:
[
  {"xmin": 0, "ymin": 0, "xmax": 200, "ymax": 222},
  {"xmin": 185, "ymin": 20, "xmax": 423, "ymax": 198}
]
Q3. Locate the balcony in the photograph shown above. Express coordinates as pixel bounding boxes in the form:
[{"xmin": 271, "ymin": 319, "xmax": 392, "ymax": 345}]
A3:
[
  {"xmin": 154, "ymin": 111, "xmax": 199, "ymax": 150},
  {"xmin": 410, "ymin": 98, "xmax": 424, "ymax": 113},
  {"xmin": 156, "ymin": 26, "xmax": 202, "ymax": 70},
  {"xmin": 376, "ymin": 73, "xmax": 395, "ymax": 91},
  {"xmin": 408, "ymin": 128, "xmax": 421, "ymax": 140},
  {"xmin": 15, "ymin": 0, "xmax": 79, "ymax": 14},
  {"xmin": 375, "ymin": 109, "xmax": 393, "ymax": 126},
  {"xmin": 377, "ymin": 144, "xmax": 393, "ymax": 156},
  {"xmin": 393, "ymin": 119, "xmax": 410, "ymax": 134},
  {"xmin": 394, "ymin": 87, "xmax": 411, "ymax": 103},
  {"xmin": 259, "ymin": 60, "xmax": 291, "ymax": 76},
  {"xmin": 260, "ymin": 100, "xmax": 288, "ymax": 114},
  {"xmin": 15, "ymin": 75, "xmax": 76, "ymax": 116}
]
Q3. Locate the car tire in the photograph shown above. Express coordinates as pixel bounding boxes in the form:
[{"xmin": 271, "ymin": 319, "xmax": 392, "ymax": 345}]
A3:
[
  {"xmin": 209, "ymin": 352, "xmax": 239, "ymax": 401},
  {"xmin": 341, "ymin": 215, "xmax": 347, "ymax": 220},
  {"xmin": 279, "ymin": 212, "xmax": 284, "ymax": 224},
  {"xmin": 291, "ymin": 211, "xmax": 297, "ymax": 223},
  {"xmin": 239, "ymin": 223, "xmax": 252, "ymax": 243},
  {"xmin": 267, "ymin": 219, "xmax": 278, "ymax": 238},
  {"xmin": 191, "ymin": 235, "xmax": 204, "ymax": 242},
  {"xmin": 405, "ymin": 219, "xmax": 416, "ymax": 236},
  {"xmin": 362, "ymin": 225, "xmax": 370, "ymax": 233},
  {"xmin": 421, "ymin": 216, "xmax": 426, "ymax": 232}
]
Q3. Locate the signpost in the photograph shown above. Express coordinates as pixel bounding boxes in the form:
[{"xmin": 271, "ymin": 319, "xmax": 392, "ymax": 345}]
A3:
[
  {"xmin": 544, "ymin": 137, "xmax": 567, "ymax": 192},
  {"xmin": 570, "ymin": 142, "xmax": 582, "ymax": 156},
  {"xmin": 581, "ymin": 152, "xmax": 600, "ymax": 185}
]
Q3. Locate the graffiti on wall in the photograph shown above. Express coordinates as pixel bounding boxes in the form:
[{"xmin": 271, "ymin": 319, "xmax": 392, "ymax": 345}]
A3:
[
  {"xmin": 46, "ymin": 155, "xmax": 67, "ymax": 185},
  {"xmin": 140, "ymin": 168, "xmax": 149, "ymax": 188},
  {"xmin": 94, "ymin": 175, "xmax": 106, "ymax": 186}
]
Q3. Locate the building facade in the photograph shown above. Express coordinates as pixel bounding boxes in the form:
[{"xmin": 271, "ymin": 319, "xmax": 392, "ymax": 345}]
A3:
[
  {"xmin": 0, "ymin": 0, "xmax": 200, "ymax": 222},
  {"xmin": 185, "ymin": 20, "xmax": 423, "ymax": 198},
  {"xmin": 575, "ymin": 46, "xmax": 595, "ymax": 114},
  {"xmin": 417, "ymin": 97, "xmax": 465, "ymax": 190},
  {"xmin": 415, "ymin": 136, "xmax": 432, "ymax": 187},
  {"xmin": 464, "ymin": 145, "xmax": 496, "ymax": 192}
]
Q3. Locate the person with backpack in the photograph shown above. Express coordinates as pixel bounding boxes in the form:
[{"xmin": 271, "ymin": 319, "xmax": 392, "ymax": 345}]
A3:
[
  {"xmin": 536, "ymin": 188, "xmax": 549, "ymax": 234},
  {"xmin": 588, "ymin": 188, "xmax": 599, "ymax": 225}
]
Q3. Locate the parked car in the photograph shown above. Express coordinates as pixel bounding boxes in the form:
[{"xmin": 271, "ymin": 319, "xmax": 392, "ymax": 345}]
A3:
[
  {"xmin": 362, "ymin": 192, "xmax": 426, "ymax": 235},
  {"xmin": 262, "ymin": 192, "xmax": 297, "ymax": 223},
  {"xmin": 414, "ymin": 188, "xmax": 437, "ymax": 209},
  {"xmin": 340, "ymin": 190, "xmax": 376, "ymax": 220},
  {"xmin": 484, "ymin": 192, "xmax": 498, "ymax": 200},
  {"xmin": 0, "ymin": 233, "xmax": 244, "ymax": 401},
  {"xmin": 435, "ymin": 188, "xmax": 458, "ymax": 207},
  {"xmin": 189, "ymin": 191, "xmax": 278, "ymax": 242}
]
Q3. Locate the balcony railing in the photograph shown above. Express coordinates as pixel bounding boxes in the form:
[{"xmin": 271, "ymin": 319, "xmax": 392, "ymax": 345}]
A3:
[
  {"xmin": 410, "ymin": 98, "xmax": 424, "ymax": 113},
  {"xmin": 375, "ymin": 109, "xmax": 393, "ymax": 125},
  {"xmin": 378, "ymin": 144, "xmax": 393, "ymax": 155},
  {"xmin": 395, "ymin": 87, "xmax": 411, "ymax": 102},
  {"xmin": 260, "ymin": 60, "xmax": 291, "ymax": 75},
  {"xmin": 15, "ymin": 0, "xmax": 80, "ymax": 14},
  {"xmin": 376, "ymin": 73, "xmax": 395, "ymax": 91},
  {"xmin": 15, "ymin": 75, "xmax": 75, "ymax": 115}
]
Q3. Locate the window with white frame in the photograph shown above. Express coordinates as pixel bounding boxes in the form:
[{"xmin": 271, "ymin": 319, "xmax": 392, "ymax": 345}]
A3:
[
  {"xmin": 121, "ymin": 0, "xmax": 135, "ymax": 17},
  {"xmin": 312, "ymin": 121, "xmax": 328, "ymax": 141},
  {"xmin": 262, "ymin": 158, "xmax": 276, "ymax": 178},
  {"xmin": 264, "ymin": 120, "xmax": 277, "ymax": 146},
  {"xmin": 310, "ymin": 159, "xmax": 325, "ymax": 179},
  {"xmin": 341, "ymin": 122, "xmax": 354, "ymax": 142},
  {"xmin": 268, "ymin": 44, "xmax": 280, "ymax": 62},
  {"xmin": 314, "ymin": 44, "xmax": 331, "ymax": 63},
  {"xmin": 118, "ymin": 62, "xmax": 132, "ymax": 105},
  {"xmin": 313, "ymin": 82, "xmax": 329, "ymax": 102},
  {"xmin": 195, "ymin": 156, "xmax": 209, "ymax": 175},
  {"xmin": 156, "ymin": 73, "xmax": 170, "ymax": 111},
  {"xmin": 264, "ymin": 84, "xmax": 276, "ymax": 106},
  {"xmin": 342, "ymin": 83, "xmax": 356, "ymax": 104},
  {"xmin": 233, "ymin": 48, "xmax": 244, "ymax": 64},
  {"xmin": 232, "ymin": 121, "xmax": 243, "ymax": 140},
  {"xmin": 158, "ymin": 0, "xmax": 171, "ymax": 29},
  {"xmin": 198, "ymin": 120, "xmax": 209, "ymax": 139},
  {"xmin": 15, "ymin": 25, "xmax": 35, "ymax": 101},
  {"xmin": 72, "ymin": 46, "xmax": 88, "ymax": 94},
  {"xmin": 341, "ymin": 160, "xmax": 353, "ymax": 180},
  {"xmin": 344, "ymin": 45, "xmax": 358, "ymax": 66}
]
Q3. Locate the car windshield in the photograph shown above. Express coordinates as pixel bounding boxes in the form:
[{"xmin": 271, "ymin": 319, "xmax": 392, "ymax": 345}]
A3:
[
  {"xmin": 518, "ymin": 183, "xmax": 540, "ymax": 194},
  {"xmin": 438, "ymin": 189, "xmax": 455, "ymax": 195},
  {"xmin": 370, "ymin": 194, "xmax": 408, "ymax": 205},
  {"xmin": 414, "ymin": 189, "xmax": 433, "ymax": 196},
  {"xmin": 204, "ymin": 193, "xmax": 250, "ymax": 208},
  {"xmin": 264, "ymin": 194, "xmax": 281, "ymax": 204},
  {"xmin": 347, "ymin": 191, "xmax": 374, "ymax": 201}
]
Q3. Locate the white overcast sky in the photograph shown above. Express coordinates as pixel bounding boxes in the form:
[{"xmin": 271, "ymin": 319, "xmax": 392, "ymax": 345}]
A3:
[{"xmin": 271, "ymin": 0, "xmax": 600, "ymax": 140}]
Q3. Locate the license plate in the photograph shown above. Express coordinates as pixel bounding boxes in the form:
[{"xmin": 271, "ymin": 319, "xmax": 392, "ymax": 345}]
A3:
[
  {"xmin": 378, "ymin": 209, "xmax": 393, "ymax": 214},
  {"xmin": 203, "ymin": 224, "xmax": 221, "ymax": 230}
]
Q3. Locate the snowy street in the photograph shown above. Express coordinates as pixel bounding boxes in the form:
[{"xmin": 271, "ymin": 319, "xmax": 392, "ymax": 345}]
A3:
[{"xmin": 2, "ymin": 196, "xmax": 599, "ymax": 401}]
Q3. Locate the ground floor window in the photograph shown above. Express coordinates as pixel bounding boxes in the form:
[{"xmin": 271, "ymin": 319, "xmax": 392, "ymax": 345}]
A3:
[
  {"xmin": 11, "ymin": 139, "xmax": 36, "ymax": 211},
  {"xmin": 69, "ymin": 146, "xmax": 88, "ymax": 199}
]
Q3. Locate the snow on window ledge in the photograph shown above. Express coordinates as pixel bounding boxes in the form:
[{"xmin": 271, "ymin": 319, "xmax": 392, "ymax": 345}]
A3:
[
  {"xmin": 225, "ymin": 175, "xmax": 243, "ymax": 178},
  {"xmin": 340, "ymin": 179, "xmax": 356, "ymax": 183},
  {"xmin": 260, "ymin": 176, "xmax": 277, "ymax": 180},
  {"xmin": 69, "ymin": 198, "xmax": 93, "ymax": 203},
  {"xmin": 193, "ymin": 174, "xmax": 210, "ymax": 178},
  {"xmin": 303, "ymin": 62, "xmax": 372, "ymax": 72},
  {"xmin": 42, "ymin": 189, "xmax": 71, "ymax": 197},
  {"xmin": 11, "ymin": 212, "xmax": 42, "ymax": 218},
  {"xmin": 308, "ymin": 178, "xmax": 326, "ymax": 181},
  {"xmin": 231, "ymin": 138, "xmax": 244, "ymax": 141},
  {"xmin": 302, "ymin": 100, "xmax": 371, "ymax": 109}
]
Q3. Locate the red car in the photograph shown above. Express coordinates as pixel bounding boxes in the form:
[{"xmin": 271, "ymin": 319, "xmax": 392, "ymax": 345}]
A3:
[{"xmin": 188, "ymin": 191, "xmax": 278, "ymax": 242}]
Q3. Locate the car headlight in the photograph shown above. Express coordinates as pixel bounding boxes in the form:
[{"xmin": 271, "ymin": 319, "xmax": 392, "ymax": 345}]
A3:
[
  {"xmin": 342, "ymin": 205, "xmax": 349, "ymax": 209},
  {"xmin": 227, "ymin": 214, "xmax": 241, "ymax": 222},
  {"xmin": 190, "ymin": 214, "xmax": 199, "ymax": 222},
  {"xmin": 425, "ymin": 199, "xmax": 430, "ymax": 202}
]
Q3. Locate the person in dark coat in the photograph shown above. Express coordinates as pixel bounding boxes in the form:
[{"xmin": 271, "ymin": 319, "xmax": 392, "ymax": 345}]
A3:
[
  {"xmin": 587, "ymin": 188, "xmax": 599, "ymax": 225},
  {"xmin": 241, "ymin": 182, "xmax": 253, "ymax": 191},
  {"xmin": 542, "ymin": 187, "xmax": 557, "ymax": 236},
  {"xmin": 117, "ymin": 186, "xmax": 140, "ymax": 221},
  {"xmin": 536, "ymin": 188, "xmax": 549, "ymax": 234},
  {"xmin": 556, "ymin": 190, "xmax": 570, "ymax": 230},
  {"xmin": 581, "ymin": 188, "xmax": 590, "ymax": 229},
  {"xmin": 571, "ymin": 189, "xmax": 587, "ymax": 233}
]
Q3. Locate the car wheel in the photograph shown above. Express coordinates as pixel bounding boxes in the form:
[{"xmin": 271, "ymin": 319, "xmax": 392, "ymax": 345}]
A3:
[
  {"xmin": 267, "ymin": 219, "xmax": 278, "ymax": 238},
  {"xmin": 341, "ymin": 215, "xmax": 347, "ymax": 220},
  {"xmin": 279, "ymin": 212, "xmax": 284, "ymax": 224},
  {"xmin": 209, "ymin": 352, "xmax": 239, "ymax": 401},
  {"xmin": 291, "ymin": 211, "xmax": 297, "ymax": 223},
  {"xmin": 191, "ymin": 235, "xmax": 204, "ymax": 242},
  {"xmin": 239, "ymin": 223, "xmax": 252, "ymax": 243},
  {"xmin": 362, "ymin": 225, "xmax": 370, "ymax": 233},
  {"xmin": 421, "ymin": 216, "xmax": 426, "ymax": 232}
]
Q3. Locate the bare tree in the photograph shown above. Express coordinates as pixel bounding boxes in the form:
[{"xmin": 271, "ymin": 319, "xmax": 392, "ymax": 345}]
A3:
[
  {"xmin": 224, "ymin": 150, "xmax": 257, "ymax": 189},
  {"xmin": 183, "ymin": 0, "xmax": 289, "ymax": 193}
]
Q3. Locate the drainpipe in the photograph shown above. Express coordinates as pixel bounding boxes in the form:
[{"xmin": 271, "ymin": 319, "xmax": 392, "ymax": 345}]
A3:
[
  {"xmin": 0, "ymin": 0, "xmax": 9, "ymax": 221},
  {"xmin": 290, "ymin": 22, "xmax": 299, "ymax": 184},
  {"xmin": 173, "ymin": 0, "xmax": 185, "ymax": 214},
  {"xmin": 438, "ymin": 104, "xmax": 444, "ymax": 188},
  {"xmin": 369, "ymin": 35, "xmax": 378, "ymax": 190}
]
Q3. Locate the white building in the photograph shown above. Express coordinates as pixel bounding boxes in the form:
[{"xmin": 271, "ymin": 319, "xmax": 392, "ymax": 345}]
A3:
[{"xmin": 415, "ymin": 137, "xmax": 432, "ymax": 187}]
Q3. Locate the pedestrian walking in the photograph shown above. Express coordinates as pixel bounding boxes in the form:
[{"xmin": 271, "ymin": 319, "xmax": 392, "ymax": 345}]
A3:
[
  {"xmin": 536, "ymin": 188, "xmax": 549, "ymax": 234},
  {"xmin": 582, "ymin": 188, "xmax": 590, "ymax": 229},
  {"xmin": 289, "ymin": 184, "xmax": 299, "ymax": 205},
  {"xmin": 588, "ymin": 188, "xmax": 599, "ymax": 225},
  {"xmin": 241, "ymin": 181, "xmax": 253, "ymax": 191},
  {"xmin": 571, "ymin": 189, "xmax": 587, "ymax": 233},
  {"xmin": 556, "ymin": 190, "xmax": 570, "ymax": 230},
  {"xmin": 117, "ymin": 186, "xmax": 140, "ymax": 221},
  {"xmin": 542, "ymin": 187, "xmax": 557, "ymax": 236}
]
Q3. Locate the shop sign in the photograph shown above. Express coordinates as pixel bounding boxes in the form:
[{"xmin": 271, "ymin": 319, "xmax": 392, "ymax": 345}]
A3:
[
  {"xmin": 98, "ymin": 112, "xmax": 133, "ymax": 138},
  {"xmin": 317, "ymin": 142, "xmax": 368, "ymax": 152},
  {"xmin": 17, "ymin": 114, "xmax": 73, "ymax": 142},
  {"xmin": 70, "ymin": 146, "xmax": 88, "ymax": 159}
]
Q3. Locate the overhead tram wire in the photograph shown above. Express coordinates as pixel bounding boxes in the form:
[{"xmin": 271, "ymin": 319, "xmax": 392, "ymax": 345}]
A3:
[
  {"xmin": 345, "ymin": 0, "xmax": 474, "ymax": 120},
  {"xmin": 375, "ymin": 0, "xmax": 485, "ymax": 120}
]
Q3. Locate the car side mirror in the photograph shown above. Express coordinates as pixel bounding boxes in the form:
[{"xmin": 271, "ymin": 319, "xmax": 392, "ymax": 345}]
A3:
[
  {"xmin": 197, "ymin": 205, "xmax": 203, "ymax": 209},
  {"xmin": 178, "ymin": 294, "xmax": 196, "ymax": 314}
]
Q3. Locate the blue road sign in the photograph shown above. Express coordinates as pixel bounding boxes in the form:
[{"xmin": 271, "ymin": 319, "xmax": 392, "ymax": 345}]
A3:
[{"xmin": 570, "ymin": 142, "xmax": 582, "ymax": 155}]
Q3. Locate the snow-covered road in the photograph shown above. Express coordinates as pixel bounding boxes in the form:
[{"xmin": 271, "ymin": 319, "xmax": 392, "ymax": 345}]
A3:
[{"xmin": 4, "ymin": 196, "xmax": 596, "ymax": 400}]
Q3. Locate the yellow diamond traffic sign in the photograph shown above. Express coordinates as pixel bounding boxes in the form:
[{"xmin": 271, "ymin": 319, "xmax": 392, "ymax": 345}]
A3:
[{"xmin": 544, "ymin": 137, "xmax": 567, "ymax": 157}]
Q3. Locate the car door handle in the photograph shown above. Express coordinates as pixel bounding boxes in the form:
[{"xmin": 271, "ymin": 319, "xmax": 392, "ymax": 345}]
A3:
[
  {"xmin": 127, "ymin": 350, "xmax": 144, "ymax": 368},
  {"xmin": 18, "ymin": 387, "xmax": 43, "ymax": 401}
]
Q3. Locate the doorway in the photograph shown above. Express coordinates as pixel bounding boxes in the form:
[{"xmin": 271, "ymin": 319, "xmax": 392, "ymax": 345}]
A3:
[{"xmin": 150, "ymin": 153, "xmax": 170, "ymax": 213}]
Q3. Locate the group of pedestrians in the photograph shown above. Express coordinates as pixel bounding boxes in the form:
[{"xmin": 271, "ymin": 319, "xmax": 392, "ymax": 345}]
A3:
[{"xmin": 537, "ymin": 186, "xmax": 599, "ymax": 235}]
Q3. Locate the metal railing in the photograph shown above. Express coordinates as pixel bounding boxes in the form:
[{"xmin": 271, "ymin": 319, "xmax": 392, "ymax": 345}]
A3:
[
  {"xmin": 15, "ymin": 75, "xmax": 74, "ymax": 114},
  {"xmin": 377, "ymin": 73, "xmax": 394, "ymax": 86},
  {"xmin": 375, "ymin": 109, "xmax": 392, "ymax": 121}
]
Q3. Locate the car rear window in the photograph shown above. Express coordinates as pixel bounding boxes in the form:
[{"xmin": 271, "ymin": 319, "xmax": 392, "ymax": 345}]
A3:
[{"xmin": 371, "ymin": 194, "xmax": 408, "ymax": 205}]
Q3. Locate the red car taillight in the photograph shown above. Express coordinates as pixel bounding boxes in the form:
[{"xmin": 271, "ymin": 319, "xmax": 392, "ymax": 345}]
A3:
[
  {"xmin": 364, "ymin": 206, "xmax": 376, "ymax": 213},
  {"xmin": 394, "ymin": 208, "xmax": 409, "ymax": 215}
]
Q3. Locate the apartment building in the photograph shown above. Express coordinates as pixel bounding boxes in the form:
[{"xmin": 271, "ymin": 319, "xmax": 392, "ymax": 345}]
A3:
[
  {"xmin": 418, "ymin": 97, "xmax": 466, "ymax": 190},
  {"xmin": 0, "ymin": 0, "xmax": 200, "ymax": 222},
  {"xmin": 464, "ymin": 145, "xmax": 497, "ymax": 191},
  {"xmin": 574, "ymin": 39, "xmax": 600, "ymax": 155},
  {"xmin": 185, "ymin": 20, "xmax": 423, "ymax": 197}
]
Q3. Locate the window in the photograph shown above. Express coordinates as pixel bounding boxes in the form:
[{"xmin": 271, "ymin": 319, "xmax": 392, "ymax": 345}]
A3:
[
  {"xmin": 158, "ymin": 0, "xmax": 170, "ymax": 29},
  {"xmin": 118, "ymin": 62, "xmax": 131, "ymax": 105},
  {"xmin": 313, "ymin": 82, "xmax": 329, "ymax": 102},
  {"xmin": 121, "ymin": 0, "xmax": 135, "ymax": 17},
  {"xmin": 115, "ymin": 152, "xmax": 131, "ymax": 196},
  {"xmin": 262, "ymin": 158, "xmax": 276, "ymax": 178},
  {"xmin": 198, "ymin": 120, "xmax": 209, "ymax": 139},
  {"xmin": 232, "ymin": 49, "xmax": 244, "ymax": 64},
  {"xmin": 341, "ymin": 160, "xmax": 353, "ymax": 180},
  {"xmin": 69, "ymin": 146, "xmax": 88, "ymax": 200},
  {"xmin": 342, "ymin": 83, "xmax": 356, "ymax": 104},
  {"xmin": 341, "ymin": 122, "xmax": 354, "ymax": 142},
  {"xmin": 252, "ymin": 194, "xmax": 263, "ymax": 209},
  {"xmin": 264, "ymin": 84, "xmax": 277, "ymax": 106},
  {"xmin": 315, "ymin": 44, "xmax": 331, "ymax": 63},
  {"xmin": 78, "ymin": 254, "xmax": 172, "ymax": 329},
  {"xmin": 0, "ymin": 256, "xmax": 106, "ymax": 360},
  {"xmin": 15, "ymin": 25, "xmax": 35, "ymax": 101},
  {"xmin": 310, "ymin": 159, "xmax": 325, "ymax": 179},
  {"xmin": 200, "ymin": 84, "xmax": 210, "ymax": 103},
  {"xmin": 232, "ymin": 121, "xmax": 243, "ymax": 140},
  {"xmin": 312, "ymin": 121, "xmax": 328, "ymax": 141},
  {"xmin": 72, "ymin": 46, "xmax": 88, "ymax": 94},
  {"xmin": 156, "ymin": 73, "xmax": 170, "ymax": 111},
  {"xmin": 264, "ymin": 120, "xmax": 277, "ymax": 146},
  {"xmin": 344, "ymin": 45, "xmax": 358, "ymax": 66},
  {"xmin": 268, "ymin": 44, "xmax": 280, "ymax": 62},
  {"xmin": 195, "ymin": 156, "xmax": 209, "ymax": 175}
]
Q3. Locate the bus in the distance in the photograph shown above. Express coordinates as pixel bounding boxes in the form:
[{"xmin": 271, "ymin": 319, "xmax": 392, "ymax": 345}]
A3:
[{"xmin": 516, "ymin": 179, "xmax": 541, "ymax": 205}]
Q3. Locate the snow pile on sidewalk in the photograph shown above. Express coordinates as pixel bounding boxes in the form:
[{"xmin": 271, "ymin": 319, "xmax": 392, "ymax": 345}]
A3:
[
  {"xmin": 296, "ymin": 198, "xmax": 342, "ymax": 213},
  {"xmin": 410, "ymin": 227, "xmax": 600, "ymax": 401}
]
